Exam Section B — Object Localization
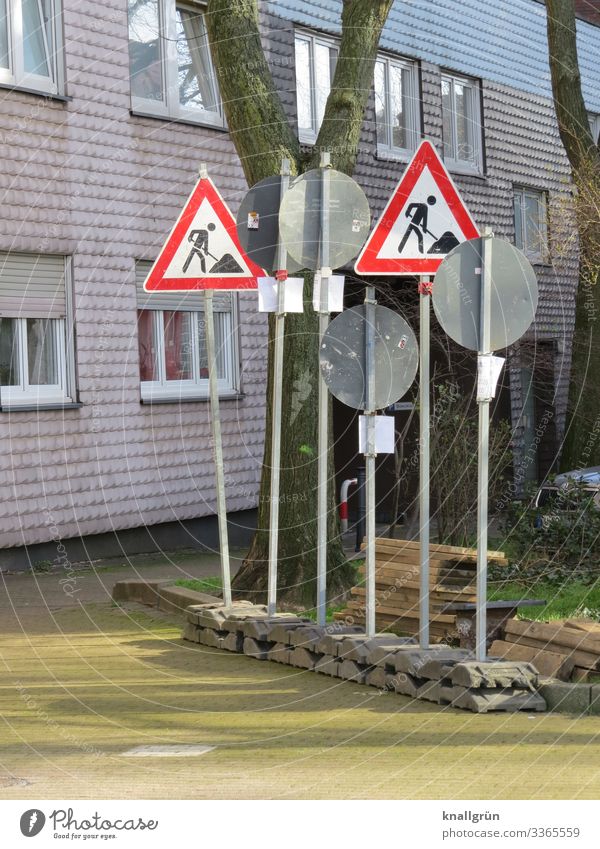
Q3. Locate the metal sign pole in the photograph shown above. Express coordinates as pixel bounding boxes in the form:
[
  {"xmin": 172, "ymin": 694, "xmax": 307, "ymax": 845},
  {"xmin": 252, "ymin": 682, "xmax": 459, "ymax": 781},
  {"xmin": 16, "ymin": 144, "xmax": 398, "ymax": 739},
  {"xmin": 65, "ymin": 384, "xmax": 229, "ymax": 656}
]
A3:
[
  {"xmin": 419, "ymin": 276, "xmax": 431, "ymax": 649},
  {"xmin": 204, "ymin": 288, "xmax": 232, "ymax": 607},
  {"xmin": 267, "ymin": 158, "xmax": 291, "ymax": 617},
  {"xmin": 476, "ymin": 233, "xmax": 493, "ymax": 661},
  {"xmin": 317, "ymin": 151, "xmax": 331, "ymax": 627},
  {"xmin": 364, "ymin": 286, "xmax": 377, "ymax": 638}
]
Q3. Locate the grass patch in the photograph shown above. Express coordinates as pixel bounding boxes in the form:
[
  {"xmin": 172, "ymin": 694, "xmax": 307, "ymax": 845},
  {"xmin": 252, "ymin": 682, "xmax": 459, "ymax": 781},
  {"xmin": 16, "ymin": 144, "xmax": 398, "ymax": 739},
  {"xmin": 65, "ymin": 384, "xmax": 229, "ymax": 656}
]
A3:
[
  {"xmin": 174, "ymin": 576, "xmax": 223, "ymax": 595},
  {"xmin": 488, "ymin": 579, "xmax": 600, "ymax": 621}
]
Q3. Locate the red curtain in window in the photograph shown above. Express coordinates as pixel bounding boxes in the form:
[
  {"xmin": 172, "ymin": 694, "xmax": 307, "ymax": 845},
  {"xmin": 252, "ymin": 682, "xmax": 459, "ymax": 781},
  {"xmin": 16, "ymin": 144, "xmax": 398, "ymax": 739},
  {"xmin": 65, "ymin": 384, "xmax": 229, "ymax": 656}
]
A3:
[{"xmin": 138, "ymin": 310, "xmax": 156, "ymax": 381}]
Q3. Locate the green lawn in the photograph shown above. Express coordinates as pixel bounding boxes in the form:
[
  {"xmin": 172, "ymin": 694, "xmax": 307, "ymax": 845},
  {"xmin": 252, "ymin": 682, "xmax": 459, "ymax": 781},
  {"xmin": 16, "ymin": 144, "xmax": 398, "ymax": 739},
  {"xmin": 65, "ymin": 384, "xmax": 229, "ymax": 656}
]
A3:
[
  {"xmin": 488, "ymin": 579, "xmax": 600, "ymax": 621},
  {"xmin": 175, "ymin": 576, "xmax": 223, "ymax": 594},
  {"xmin": 176, "ymin": 573, "xmax": 600, "ymax": 624}
]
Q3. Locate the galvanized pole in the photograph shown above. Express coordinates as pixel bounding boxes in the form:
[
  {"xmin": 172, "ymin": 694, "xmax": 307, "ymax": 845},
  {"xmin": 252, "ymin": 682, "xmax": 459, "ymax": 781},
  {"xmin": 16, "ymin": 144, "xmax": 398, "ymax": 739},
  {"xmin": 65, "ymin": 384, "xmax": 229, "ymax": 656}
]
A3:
[
  {"xmin": 476, "ymin": 232, "xmax": 493, "ymax": 661},
  {"xmin": 204, "ymin": 287, "xmax": 232, "ymax": 608},
  {"xmin": 316, "ymin": 151, "xmax": 331, "ymax": 627},
  {"xmin": 364, "ymin": 285, "xmax": 377, "ymax": 638},
  {"xmin": 267, "ymin": 158, "xmax": 291, "ymax": 617},
  {"xmin": 419, "ymin": 277, "xmax": 431, "ymax": 649}
]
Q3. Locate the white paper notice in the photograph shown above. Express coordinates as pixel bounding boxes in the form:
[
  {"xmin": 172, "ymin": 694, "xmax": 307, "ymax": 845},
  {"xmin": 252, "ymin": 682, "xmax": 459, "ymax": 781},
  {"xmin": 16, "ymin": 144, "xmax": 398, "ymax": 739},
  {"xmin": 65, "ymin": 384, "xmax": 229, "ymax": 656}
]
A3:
[
  {"xmin": 258, "ymin": 276, "xmax": 304, "ymax": 313},
  {"xmin": 312, "ymin": 273, "xmax": 345, "ymax": 313},
  {"xmin": 477, "ymin": 354, "xmax": 505, "ymax": 401},
  {"xmin": 358, "ymin": 415, "xmax": 395, "ymax": 455}
]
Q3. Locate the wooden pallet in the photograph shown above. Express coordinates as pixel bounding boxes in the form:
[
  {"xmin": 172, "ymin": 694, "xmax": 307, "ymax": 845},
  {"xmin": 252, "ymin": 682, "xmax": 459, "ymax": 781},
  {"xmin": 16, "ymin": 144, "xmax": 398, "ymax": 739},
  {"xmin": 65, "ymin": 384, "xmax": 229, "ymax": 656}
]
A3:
[{"xmin": 335, "ymin": 538, "xmax": 505, "ymax": 641}]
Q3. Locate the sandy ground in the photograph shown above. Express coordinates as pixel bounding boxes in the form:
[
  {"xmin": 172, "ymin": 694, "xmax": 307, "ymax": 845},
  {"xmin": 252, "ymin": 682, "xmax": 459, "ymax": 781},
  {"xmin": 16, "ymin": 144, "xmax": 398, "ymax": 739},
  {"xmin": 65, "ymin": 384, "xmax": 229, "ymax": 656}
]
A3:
[{"xmin": 0, "ymin": 554, "xmax": 600, "ymax": 800}]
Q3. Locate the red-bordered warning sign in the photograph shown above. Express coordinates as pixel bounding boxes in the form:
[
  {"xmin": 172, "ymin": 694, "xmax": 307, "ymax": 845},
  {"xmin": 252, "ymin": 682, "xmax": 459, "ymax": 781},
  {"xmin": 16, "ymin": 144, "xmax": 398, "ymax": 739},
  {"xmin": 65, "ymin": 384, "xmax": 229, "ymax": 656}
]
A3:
[
  {"xmin": 355, "ymin": 140, "xmax": 479, "ymax": 276},
  {"xmin": 144, "ymin": 176, "xmax": 264, "ymax": 292}
]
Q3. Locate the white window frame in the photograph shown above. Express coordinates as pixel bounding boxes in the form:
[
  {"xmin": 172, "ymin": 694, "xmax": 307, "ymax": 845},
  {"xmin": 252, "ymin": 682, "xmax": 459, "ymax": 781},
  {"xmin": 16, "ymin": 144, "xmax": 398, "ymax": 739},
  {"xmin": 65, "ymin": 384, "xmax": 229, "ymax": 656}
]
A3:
[
  {"xmin": 0, "ymin": 0, "xmax": 64, "ymax": 95},
  {"xmin": 374, "ymin": 54, "xmax": 420, "ymax": 160},
  {"xmin": 128, "ymin": 0, "xmax": 224, "ymax": 128},
  {"xmin": 441, "ymin": 71, "xmax": 483, "ymax": 175},
  {"xmin": 0, "ymin": 317, "xmax": 70, "ymax": 406},
  {"xmin": 294, "ymin": 29, "xmax": 338, "ymax": 145},
  {"xmin": 139, "ymin": 301, "xmax": 240, "ymax": 402},
  {"xmin": 513, "ymin": 186, "xmax": 549, "ymax": 264}
]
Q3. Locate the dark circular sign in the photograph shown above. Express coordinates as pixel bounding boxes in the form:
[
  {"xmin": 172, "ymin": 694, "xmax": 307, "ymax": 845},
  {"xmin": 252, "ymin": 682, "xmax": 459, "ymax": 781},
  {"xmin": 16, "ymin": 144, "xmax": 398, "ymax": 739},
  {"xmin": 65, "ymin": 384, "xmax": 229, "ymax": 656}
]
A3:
[
  {"xmin": 236, "ymin": 175, "xmax": 302, "ymax": 274},
  {"xmin": 319, "ymin": 305, "xmax": 418, "ymax": 410},
  {"xmin": 279, "ymin": 169, "xmax": 371, "ymax": 271},
  {"xmin": 432, "ymin": 237, "xmax": 538, "ymax": 351}
]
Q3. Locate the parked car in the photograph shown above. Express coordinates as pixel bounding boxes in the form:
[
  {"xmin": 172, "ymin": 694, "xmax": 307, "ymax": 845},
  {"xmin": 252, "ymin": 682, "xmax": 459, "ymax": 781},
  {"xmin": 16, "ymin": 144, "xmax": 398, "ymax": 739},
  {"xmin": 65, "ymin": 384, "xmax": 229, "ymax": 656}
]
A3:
[{"xmin": 534, "ymin": 467, "xmax": 600, "ymax": 528}]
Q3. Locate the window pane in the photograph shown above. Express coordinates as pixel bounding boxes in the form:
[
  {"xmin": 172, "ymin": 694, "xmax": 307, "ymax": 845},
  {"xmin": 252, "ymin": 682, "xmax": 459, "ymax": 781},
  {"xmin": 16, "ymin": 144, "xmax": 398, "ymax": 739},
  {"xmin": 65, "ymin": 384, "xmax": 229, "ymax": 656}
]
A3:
[
  {"xmin": 0, "ymin": 318, "xmax": 19, "ymax": 386},
  {"xmin": 513, "ymin": 193, "xmax": 523, "ymax": 250},
  {"xmin": 163, "ymin": 311, "xmax": 192, "ymax": 381},
  {"xmin": 314, "ymin": 41, "xmax": 333, "ymax": 132},
  {"xmin": 27, "ymin": 318, "xmax": 58, "ymax": 385},
  {"xmin": 176, "ymin": 6, "xmax": 219, "ymax": 113},
  {"xmin": 390, "ymin": 64, "xmax": 410, "ymax": 149},
  {"xmin": 0, "ymin": 0, "xmax": 9, "ymax": 70},
  {"xmin": 138, "ymin": 310, "xmax": 157, "ymax": 381},
  {"xmin": 455, "ymin": 81, "xmax": 475, "ymax": 162},
  {"xmin": 525, "ymin": 193, "xmax": 543, "ymax": 256},
  {"xmin": 295, "ymin": 36, "xmax": 313, "ymax": 135},
  {"xmin": 441, "ymin": 77, "xmax": 454, "ymax": 160},
  {"xmin": 128, "ymin": 0, "xmax": 163, "ymax": 102},
  {"xmin": 22, "ymin": 0, "xmax": 50, "ymax": 77},
  {"xmin": 374, "ymin": 60, "xmax": 387, "ymax": 147}
]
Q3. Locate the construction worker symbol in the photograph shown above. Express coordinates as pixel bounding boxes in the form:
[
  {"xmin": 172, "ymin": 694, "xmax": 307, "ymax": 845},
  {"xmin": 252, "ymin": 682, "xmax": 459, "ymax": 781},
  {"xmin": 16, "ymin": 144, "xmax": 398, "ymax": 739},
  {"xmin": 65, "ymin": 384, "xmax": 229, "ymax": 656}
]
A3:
[
  {"xmin": 398, "ymin": 195, "xmax": 460, "ymax": 256},
  {"xmin": 183, "ymin": 222, "xmax": 244, "ymax": 275}
]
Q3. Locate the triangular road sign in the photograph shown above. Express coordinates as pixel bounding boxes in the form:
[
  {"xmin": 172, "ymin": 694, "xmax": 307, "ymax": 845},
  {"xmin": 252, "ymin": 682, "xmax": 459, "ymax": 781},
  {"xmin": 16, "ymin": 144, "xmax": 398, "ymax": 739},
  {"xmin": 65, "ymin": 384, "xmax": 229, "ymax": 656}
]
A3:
[
  {"xmin": 144, "ymin": 176, "xmax": 264, "ymax": 292},
  {"xmin": 355, "ymin": 140, "xmax": 479, "ymax": 276}
]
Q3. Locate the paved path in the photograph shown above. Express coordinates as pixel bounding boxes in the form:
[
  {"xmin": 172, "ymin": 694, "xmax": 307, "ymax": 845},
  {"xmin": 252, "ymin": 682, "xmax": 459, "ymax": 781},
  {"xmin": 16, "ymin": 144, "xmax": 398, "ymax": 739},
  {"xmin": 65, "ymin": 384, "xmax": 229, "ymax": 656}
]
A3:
[{"xmin": 0, "ymin": 556, "xmax": 600, "ymax": 799}]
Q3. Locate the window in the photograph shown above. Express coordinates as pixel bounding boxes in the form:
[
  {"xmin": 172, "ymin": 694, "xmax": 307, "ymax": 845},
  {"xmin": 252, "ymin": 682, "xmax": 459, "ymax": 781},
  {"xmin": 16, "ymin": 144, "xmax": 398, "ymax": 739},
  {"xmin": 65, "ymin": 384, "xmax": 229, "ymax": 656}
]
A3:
[
  {"xmin": 374, "ymin": 55, "xmax": 419, "ymax": 158},
  {"xmin": 294, "ymin": 30, "xmax": 338, "ymax": 144},
  {"xmin": 0, "ymin": 252, "xmax": 75, "ymax": 407},
  {"xmin": 136, "ymin": 261, "xmax": 238, "ymax": 401},
  {"xmin": 0, "ymin": 0, "xmax": 63, "ymax": 95},
  {"xmin": 128, "ymin": 0, "xmax": 223, "ymax": 127},
  {"xmin": 513, "ymin": 187, "xmax": 548, "ymax": 263},
  {"xmin": 441, "ymin": 73, "xmax": 483, "ymax": 174}
]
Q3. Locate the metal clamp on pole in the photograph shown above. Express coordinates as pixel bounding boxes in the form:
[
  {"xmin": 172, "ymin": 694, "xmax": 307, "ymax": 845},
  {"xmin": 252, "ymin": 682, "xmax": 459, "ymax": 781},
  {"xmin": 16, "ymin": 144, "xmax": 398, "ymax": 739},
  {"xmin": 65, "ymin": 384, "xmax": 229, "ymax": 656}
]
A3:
[
  {"xmin": 364, "ymin": 284, "xmax": 377, "ymax": 638},
  {"xmin": 316, "ymin": 150, "xmax": 332, "ymax": 627},
  {"xmin": 267, "ymin": 158, "xmax": 291, "ymax": 617}
]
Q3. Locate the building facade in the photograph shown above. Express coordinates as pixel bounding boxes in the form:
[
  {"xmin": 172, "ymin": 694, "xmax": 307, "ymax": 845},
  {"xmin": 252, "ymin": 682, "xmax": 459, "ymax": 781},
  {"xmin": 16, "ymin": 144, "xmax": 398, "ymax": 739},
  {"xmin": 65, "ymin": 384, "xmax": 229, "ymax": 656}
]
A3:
[{"xmin": 0, "ymin": 0, "xmax": 599, "ymax": 565}]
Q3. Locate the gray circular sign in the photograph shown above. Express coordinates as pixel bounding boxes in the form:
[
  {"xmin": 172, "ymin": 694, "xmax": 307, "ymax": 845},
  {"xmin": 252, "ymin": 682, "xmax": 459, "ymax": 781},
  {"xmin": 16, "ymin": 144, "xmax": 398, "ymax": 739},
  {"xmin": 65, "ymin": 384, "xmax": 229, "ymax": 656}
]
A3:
[
  {"xmin": 319, "ymin": 305, "xmax": 418, "ymax": 410},
  {"xmin": 236, "ymin": 175, "xmax": 302, "ymax": 274},
  {"xmin": 279, "ymin": 169, "xmax": 371, "ymax": 271},
  {"xmin": 432, "ymin": 237, "xmax": 538, "ymax": 352}
]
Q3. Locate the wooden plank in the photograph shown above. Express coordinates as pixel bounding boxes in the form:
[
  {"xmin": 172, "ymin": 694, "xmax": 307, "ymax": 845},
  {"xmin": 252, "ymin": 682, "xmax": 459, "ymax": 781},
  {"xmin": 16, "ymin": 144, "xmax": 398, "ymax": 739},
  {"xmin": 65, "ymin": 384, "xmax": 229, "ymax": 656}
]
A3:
[
  {"xmin": 563, "ymin": 619, "xmax": 600, "ymax": 634},
  {"xmin": 489, "ymin": 639, "xmax": 574, "ymax": 681},
  {"xmin": 365, "ymin": 552, "xmax": 477, "ymax": 575},
  {"xmin": 376, "ymin": 537, "xmax": 508, "ymax": 565},
  {"xmin": 371, "ymin": 538, "xmax": 507, "ymax": 561},
  {"xmin": 504, "ymin": 619, "xmax": 600, "ymax": 654},
  {"xmin": 354, "ymin": 584, "xmax": 475, "ymax": 604},
  {"xmin": 345, "ymin": 598, "xmax": 456, "ymax": 624},
  {"xmin": 503, "ymin": 633, "xmax": 600, "ymax": 670},
  {"xmin": 364, "ymin": 559, "xmax": 477, "ymax": 580},
  {"xmin": 366, "ymin": 564, "xmax": 476, "ymax": 588}
]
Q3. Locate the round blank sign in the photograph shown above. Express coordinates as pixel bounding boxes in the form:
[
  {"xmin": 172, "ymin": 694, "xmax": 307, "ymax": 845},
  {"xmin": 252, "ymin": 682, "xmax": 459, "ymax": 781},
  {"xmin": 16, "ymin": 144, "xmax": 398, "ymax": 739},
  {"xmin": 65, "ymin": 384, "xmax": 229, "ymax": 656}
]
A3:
[
  {"xmin": 236, "ymin": 175, "xmax": 302, "ymax": 274},
  {"xmin": 279, "ymin": 169, "xmax": 371, "ymax": 271},
  {"xmin": 432, "ymin": 237, "xmax": 538, "ymax": 352},
  {"xmin": 319, "ymin": 305, "xmax": 419, "ymax": 411}
]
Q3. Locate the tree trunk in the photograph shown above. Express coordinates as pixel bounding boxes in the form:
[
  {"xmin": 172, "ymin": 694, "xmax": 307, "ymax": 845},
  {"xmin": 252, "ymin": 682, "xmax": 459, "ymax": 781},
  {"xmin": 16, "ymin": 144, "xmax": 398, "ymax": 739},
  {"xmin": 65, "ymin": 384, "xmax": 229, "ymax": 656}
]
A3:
[
  {"xmin": 546, "ymin": 0, "xmax": 600, "ymax": 470},
  {"xmin": 206, "ymin": 0, "xmax": 394, "ymax": 604}
]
